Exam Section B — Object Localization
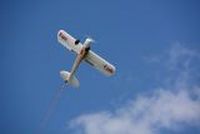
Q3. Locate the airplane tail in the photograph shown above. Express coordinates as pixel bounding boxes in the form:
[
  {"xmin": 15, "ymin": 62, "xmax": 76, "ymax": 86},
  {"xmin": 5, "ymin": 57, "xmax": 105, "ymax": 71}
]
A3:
[{"xmin": 60, "ymin": 70, "xmax": 80, "ymax": 88}]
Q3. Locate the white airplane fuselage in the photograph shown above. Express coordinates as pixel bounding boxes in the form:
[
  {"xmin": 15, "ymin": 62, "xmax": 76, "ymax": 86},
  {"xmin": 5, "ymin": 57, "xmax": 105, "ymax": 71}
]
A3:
[{"xmin": 67, "ymin": 39, "xmax": 92, "ymax": 82}]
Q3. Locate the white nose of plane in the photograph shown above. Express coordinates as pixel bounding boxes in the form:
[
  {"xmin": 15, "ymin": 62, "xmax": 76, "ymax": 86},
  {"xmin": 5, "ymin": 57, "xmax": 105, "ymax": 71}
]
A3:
[{"xmin": 86, "ymin": 38, "xmax": 94, "ymax": 43}]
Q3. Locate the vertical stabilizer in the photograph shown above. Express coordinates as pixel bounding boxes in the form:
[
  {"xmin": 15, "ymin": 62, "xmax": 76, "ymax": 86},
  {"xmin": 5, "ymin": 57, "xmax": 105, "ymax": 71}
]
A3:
[{"xmin": 60, "ymin": 70, "xmax": 80, "ymax": 88}]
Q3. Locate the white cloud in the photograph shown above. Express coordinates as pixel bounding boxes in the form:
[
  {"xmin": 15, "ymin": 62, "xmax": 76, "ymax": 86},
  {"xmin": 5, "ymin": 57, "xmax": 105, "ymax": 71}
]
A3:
[
  {"xmin": 68, "ymin": 44, "xmax": 200, "ymax": 134},
  {"xmin": 69, "ymin": 89, "xmax": 200, "ymax": 134}
]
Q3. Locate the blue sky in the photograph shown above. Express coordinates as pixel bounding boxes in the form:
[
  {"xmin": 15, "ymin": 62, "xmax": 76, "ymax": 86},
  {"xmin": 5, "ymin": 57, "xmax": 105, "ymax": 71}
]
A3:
[{"xmin": 1, "ymin": 0, "xmax": 200, "ymax": 134}]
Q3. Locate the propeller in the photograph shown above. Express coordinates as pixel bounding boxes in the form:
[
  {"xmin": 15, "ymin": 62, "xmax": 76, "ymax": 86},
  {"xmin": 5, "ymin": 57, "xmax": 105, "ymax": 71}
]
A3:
[{"xmin": 84, "ymin": 35, "xmax": 96, "ymax": 44}]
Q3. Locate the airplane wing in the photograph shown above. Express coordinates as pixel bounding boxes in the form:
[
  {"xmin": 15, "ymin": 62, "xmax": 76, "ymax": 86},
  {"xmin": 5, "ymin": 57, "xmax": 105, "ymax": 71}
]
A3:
[
  {"xmin": 57, "ymin": 30, "xmax": 82, "ymax": 54},
  {"xmin": 84, "ymin": 50, "xmax": 116, "ymax": 76}
]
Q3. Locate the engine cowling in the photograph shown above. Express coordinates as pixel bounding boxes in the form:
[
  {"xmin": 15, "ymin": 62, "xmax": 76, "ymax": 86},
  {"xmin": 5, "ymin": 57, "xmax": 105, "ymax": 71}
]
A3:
[{"xmin": 83, "ymin": 38, "xmax": 94, "ymax": 51}]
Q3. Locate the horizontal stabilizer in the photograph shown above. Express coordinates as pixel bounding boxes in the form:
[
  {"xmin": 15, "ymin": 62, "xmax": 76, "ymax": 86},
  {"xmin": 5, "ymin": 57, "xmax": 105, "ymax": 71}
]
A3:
[{"xmin": 60, "ymin": 70, "xmax": 80, "ymax": 88}]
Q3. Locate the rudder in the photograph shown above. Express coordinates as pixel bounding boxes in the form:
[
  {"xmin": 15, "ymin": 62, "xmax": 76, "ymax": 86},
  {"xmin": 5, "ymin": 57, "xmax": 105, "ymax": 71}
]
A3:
[{"xmin": 60, "ymin": 70, "xmax": 80, "ymax": 88}]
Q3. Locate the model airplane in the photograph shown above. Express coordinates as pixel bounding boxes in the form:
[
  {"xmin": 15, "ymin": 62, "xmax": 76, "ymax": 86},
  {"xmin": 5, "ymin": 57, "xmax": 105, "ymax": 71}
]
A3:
[{"xmin": 57, "ymin": 30, "xmax": 116, "ymax": 88}]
